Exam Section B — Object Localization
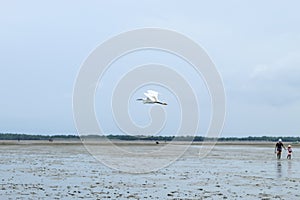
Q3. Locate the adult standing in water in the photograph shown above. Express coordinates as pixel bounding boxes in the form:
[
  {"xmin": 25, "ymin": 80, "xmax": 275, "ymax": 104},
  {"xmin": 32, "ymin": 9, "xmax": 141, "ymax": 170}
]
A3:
[{"xmin": 275, "ymin": 138, "xmax": 286, "ymax": 159}]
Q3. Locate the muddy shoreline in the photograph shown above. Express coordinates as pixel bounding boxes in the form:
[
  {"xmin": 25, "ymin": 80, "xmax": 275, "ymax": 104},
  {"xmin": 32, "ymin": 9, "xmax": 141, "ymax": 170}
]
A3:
[
  {"xmin": 0, "ymin": 143, "xmax": 299, "ymax": 199},
  {"xmin": 1, "ymin": 139, "xmax": 296, "ymax": 146}
]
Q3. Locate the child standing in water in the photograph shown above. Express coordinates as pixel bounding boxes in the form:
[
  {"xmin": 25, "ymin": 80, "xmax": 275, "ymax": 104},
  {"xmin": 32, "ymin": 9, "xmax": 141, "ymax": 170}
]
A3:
[{"xmin": 287, "ymin": 145, "xmax": 293, "ymax": 159}]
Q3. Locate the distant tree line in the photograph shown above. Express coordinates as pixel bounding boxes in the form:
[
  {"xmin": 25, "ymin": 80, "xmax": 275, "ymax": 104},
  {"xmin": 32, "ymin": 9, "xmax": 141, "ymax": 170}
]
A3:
[
  {"xmin": 0, "ymin": 133, "xmax": 299, "ymax": 142},
  {"xmin": 0, "ymin": 133, "xmax": 79, "ymax": 141},
  {"xmin": 217, "ymin": 136, "xmax": 300, "ymax": 142}
]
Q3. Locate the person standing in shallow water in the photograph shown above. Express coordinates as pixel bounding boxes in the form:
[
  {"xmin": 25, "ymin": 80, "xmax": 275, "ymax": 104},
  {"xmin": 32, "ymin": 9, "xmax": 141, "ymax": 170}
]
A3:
[{"xmin": 275, "ymin": 139, "xmax": 286, "ymax": 159}]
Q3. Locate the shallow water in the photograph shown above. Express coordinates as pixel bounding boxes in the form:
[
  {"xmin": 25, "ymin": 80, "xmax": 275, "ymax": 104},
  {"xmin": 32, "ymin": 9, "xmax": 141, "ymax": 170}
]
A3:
[{"xmin": 0, "ymin": 143, "xmax": 299, "ymax": 199}]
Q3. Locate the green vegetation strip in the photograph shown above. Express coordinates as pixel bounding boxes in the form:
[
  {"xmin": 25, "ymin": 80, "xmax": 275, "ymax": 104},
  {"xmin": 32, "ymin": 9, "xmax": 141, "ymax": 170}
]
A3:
[{"xmin": 0, "ymin": 133, "xmax": 299, "ymax": 142}]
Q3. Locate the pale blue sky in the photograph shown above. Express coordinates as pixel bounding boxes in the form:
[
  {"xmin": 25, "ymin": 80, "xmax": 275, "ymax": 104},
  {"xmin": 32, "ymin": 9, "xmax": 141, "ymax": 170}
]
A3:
[{"xmin": 1, "ymin": 1, "xmax": 300, "ymax": 136}]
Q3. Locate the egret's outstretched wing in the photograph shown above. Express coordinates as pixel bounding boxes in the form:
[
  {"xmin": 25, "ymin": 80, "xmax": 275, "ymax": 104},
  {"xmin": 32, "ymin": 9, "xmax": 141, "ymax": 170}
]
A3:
[
  {"xmin": 146, "ymin": 90, "xmax": 159, "ymax": 101},
  {"xmin": 144, "ymin": 92, "xmax": 156, "ymax": 102}
]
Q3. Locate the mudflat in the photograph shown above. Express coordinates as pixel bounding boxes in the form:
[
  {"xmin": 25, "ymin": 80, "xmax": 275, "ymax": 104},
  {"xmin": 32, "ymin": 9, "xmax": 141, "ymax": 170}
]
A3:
[{"xmin": 0, "ymin": 141, "xmax": 299, "ymax": 199}]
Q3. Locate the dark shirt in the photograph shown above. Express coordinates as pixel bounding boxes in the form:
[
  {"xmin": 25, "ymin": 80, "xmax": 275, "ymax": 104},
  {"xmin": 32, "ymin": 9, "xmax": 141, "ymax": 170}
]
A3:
[{"xmin": 275, "ymin": 142, "xmax": 284, "ymax": 151}]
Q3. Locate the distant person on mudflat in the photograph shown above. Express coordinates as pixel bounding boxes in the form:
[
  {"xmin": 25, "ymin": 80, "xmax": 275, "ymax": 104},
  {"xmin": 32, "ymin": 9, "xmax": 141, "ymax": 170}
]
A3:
[
  {"xmin": 287, "ymin": 145, "xmax": 293, "ymax": 159},
  {"xmin": 275, "ymin": 138, "xmax": 286, "ymax": 159}
]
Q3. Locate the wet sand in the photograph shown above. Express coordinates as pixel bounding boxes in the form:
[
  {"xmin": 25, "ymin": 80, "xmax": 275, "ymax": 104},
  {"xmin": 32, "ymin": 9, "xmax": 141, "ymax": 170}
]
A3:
[{"xmin": 0, "ymin": 141, "xmax": 299, "ymax": 199}]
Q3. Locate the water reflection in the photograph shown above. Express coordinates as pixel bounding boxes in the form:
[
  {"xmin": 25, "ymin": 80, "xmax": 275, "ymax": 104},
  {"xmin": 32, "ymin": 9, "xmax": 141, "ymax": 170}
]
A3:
[
  {"xmin": 287, "ymin": 160, "xmax": 292, "ymax": 175},
  {"xmin": 276, "ymin": 161, "xmax": 282, "ymax": 178}
]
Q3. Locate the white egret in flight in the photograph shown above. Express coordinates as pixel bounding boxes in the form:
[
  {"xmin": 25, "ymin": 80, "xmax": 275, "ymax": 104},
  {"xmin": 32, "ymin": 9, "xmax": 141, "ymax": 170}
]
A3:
[{"xmin": 136, "ymin": 90, "xmax": 167, "ymax": 105}]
